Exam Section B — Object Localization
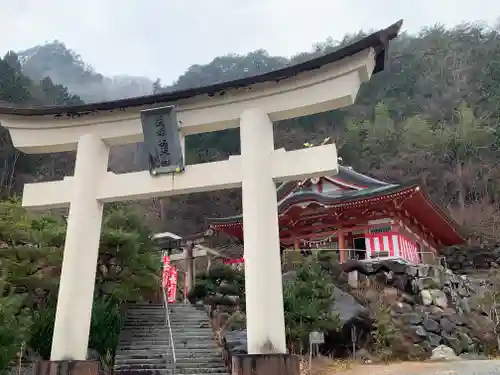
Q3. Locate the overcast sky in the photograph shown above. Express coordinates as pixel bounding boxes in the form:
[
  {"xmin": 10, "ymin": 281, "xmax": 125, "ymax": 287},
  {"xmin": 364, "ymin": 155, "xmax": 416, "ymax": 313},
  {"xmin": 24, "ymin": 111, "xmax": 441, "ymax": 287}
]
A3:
[{"xmin": 2, "ymin": 0, "xmax": 500, "ymax": 84}]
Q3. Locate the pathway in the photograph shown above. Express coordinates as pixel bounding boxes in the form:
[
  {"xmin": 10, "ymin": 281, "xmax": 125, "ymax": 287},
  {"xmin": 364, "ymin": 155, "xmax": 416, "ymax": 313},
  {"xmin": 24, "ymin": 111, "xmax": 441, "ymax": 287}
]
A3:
[{"xmin": 329, "ymin": 360, "xmax": 500, "ymax": 375}]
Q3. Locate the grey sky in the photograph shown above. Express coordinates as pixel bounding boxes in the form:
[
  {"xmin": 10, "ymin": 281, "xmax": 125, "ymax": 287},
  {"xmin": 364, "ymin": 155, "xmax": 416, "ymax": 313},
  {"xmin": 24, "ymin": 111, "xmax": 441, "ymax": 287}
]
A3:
[{"xmin": 2, "ymin": 0, "xmax": 499, "ymax": 84}]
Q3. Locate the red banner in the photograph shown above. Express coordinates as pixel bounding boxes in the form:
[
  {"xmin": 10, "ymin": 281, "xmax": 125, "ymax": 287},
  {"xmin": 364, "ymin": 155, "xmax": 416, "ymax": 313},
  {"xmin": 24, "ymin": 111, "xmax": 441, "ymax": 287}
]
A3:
[
  {"xmin": 223, "ymin": 257, "xmax": 244, "ymax": 265},
  {"xmin": 167, "ymin": 268, "xmax": 178, "ymax": 303},
  {"xmin": 163, "ymin": 255, "xmax": 171, "ymax": 288}
]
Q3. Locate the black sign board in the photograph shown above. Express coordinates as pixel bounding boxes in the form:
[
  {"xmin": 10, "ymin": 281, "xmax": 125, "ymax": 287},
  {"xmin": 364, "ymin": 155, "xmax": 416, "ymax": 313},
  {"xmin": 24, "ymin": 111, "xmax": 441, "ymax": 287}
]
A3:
[{"xmin": 140, "ymin": 105, "xmax": 185, "ymax": 176}]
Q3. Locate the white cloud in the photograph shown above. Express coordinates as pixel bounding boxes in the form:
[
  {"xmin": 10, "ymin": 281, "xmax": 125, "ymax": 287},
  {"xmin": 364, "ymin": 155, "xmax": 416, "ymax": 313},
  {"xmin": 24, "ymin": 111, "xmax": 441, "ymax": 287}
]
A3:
[{"xmin": 1, "ymin": 0, "xmax": 499, "ymax": 82}]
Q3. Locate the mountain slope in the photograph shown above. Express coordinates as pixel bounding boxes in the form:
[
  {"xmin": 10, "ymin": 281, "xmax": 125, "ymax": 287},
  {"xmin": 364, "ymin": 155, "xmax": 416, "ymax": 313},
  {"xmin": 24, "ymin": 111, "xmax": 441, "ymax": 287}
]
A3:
[
  {"xmin": 2, "ymin": 22, "xmax": 500, "ymax": 242},
  {"xmin": 18, "ymin": 41, "xmax": 154, "ymax": 102}
]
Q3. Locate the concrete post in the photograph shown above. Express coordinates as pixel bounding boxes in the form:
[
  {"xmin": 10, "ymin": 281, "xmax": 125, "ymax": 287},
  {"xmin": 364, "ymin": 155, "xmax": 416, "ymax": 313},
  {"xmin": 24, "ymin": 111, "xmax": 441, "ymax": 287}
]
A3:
[
  {"xmin": 240, "ymin": 108, "xmax": 287, "ymax": 354},
  {"xmin": 50, "ymin": 134, "xmax": 109, "ymax": 360}
]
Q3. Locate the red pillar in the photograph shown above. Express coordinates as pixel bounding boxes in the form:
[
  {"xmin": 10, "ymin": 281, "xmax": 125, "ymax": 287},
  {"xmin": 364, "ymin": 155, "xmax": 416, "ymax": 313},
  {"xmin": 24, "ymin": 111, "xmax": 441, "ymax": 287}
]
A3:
[{"xmin": 338, "ymin": 229, "xmax": 346, "ymax": 263}]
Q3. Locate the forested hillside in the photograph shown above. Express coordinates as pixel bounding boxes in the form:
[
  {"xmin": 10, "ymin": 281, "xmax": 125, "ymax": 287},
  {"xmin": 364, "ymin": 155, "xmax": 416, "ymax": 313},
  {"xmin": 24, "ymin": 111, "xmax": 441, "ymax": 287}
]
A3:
[
  {"xmin": 18, "ymin": 42, "xmax": 154, "ymax": 102},
  {"xmin": 1, "ymin": 22, "xmax": 500, "ymax": 242}
]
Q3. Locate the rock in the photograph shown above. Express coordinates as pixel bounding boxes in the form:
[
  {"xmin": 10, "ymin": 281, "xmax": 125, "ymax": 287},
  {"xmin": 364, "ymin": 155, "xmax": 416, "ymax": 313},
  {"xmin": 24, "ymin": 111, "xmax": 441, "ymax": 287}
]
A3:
[
  {"xmin": 456, "ymin": 331, "xmax": 474, "ymax": 352},
  {"xmin": 392, "ymin": 302, "xmax": 413, "ymax": 314},
  {"xmin": 422, "ymin": 318, "xmax": 440, "ymax": 333},
  {"xmin": 427, "ymin": 332, "xmax": 442, "ymax": 347},
  {"xmin": 429, "ymin": 345, "xmax": 458, "ymax": 361},
  {"xmin": 417, "ymin": 277, "xmax": 440, "ymax": 290},
  {"xmin": 393, "ymin": 273, "xmax": 410, "ymax": 291},
  {"xmin": 409, "ymin": 325, "xmax": 428, "ymax": 339},
  {"xmin": 442, "ymin": 333, "xmax": 463, "ymax": 354},
  {"xmin": 354, "ymin": 348, "xmax": 373, "ymax": 363},
  {"xmin": 440, "ymin": 317, "xmax": 455, "ymax": 333},
  {"xmin": 401, "ymin": 313, "xmax": 424, "ymax": 325},
  {"xmin": 225, "ymin": 330, "xmax": 247, "ymax": 355},
  {"xmin": 405, "ymin": 265, "xmax": 418, "ymax": 277},
  {"xmin": 465, "ymin": 312, "xmax": 498, "ymax": 348},
  {"xmin": 460, "ymin": 297, "xmax": 472, "ymax": 314},
  {"xmin": 430, "ymin": 290, "xmax": 448, "ymax": 308},
  {"xmin": 400, "ymin": 292, "xmax": 416, "ymax": 305},
  {"xmin": 331, "ymin": 286, "xmax": 368, "ymax": 327},
  {"xmin": 225, "ymin": 295, "xmax": 240, "ymax": 304},
  {"xmin": 428, "ymin": 306, "xmax": 444, "ymax": 320},
  {"xmin": 418, "ymin": 265, "xmax": 431, "ymax": 278},
  {"xmin": 420, "ymin": 290, "xmax": 433, "ymax": 305},
  {"xmin": 457, "ymin": 286, "xmax": 469, "ymax": 297},
  {"xmin": 447, "ymin": 314, "xmax": 465, "ymax": 326}
]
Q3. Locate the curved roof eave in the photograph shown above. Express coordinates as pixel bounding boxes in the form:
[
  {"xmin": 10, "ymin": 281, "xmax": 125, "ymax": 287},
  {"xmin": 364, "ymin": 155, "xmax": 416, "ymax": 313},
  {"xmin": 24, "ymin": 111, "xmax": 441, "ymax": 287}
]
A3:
[
  {"xmin": 337, "ymin": 166, "xmax": 390, "ymax": 188},
  {"xmin": 412, "ymin": 187, "xmax": 467, "ymax": 244},
  {"xmin": 208, "ymin": 185, "xmax": 466, "ymax": 246},
  {"xmin": 207, "ymin": 184, "xmax": 405, "ymax": 225},
  {"xmin": 0, "ymin": 20, "xmax": 402, "ymax": 117}
]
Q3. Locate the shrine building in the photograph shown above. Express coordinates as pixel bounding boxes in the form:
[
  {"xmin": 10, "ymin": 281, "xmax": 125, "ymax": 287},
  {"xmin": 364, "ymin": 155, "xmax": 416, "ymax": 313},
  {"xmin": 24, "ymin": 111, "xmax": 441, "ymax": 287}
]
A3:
[{"xmin": 207, "ymin": 165, "xmax": 466, "ymax": 264}]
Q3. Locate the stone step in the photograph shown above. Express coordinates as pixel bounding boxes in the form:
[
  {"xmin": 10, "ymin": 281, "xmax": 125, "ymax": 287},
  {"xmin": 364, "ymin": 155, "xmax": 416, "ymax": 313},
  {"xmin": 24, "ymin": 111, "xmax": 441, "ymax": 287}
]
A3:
[
  {"xmin": 115, "ymin": 351, "xmax": 167, "ymax": 362},
  {"xmin": 116, "ymin": 357, "xmax": 224, "ymax": 367},
  {"xmin": 114, "ymin": 369, "xmax": 172, "ymax": 375},
  {"xmin": 124, "ymin": 315, "xmax": 209, "ymax": 324},
  {"xmin": 176, "ymin": 367, "xmax": 227, "ymax": 374},
  {"xmin": 115, "ymin": 369, "xmax": 228, "ymax": 375},
  {"xmin": 117, "ymin": 342, "xmax": 171, "ymax": 349},
  {"xmin": 115, "ymin": 358, "xmax": 168, "ymax": 365},
  {"xmin": 123, "ymin": 320, "xmax": 207, "ymax": 325},
  {"xmin": 120, "ymin": 328, "xmax": 212, "ymax": 333},
  {"xmin": 114, "ymin": 364, "xmax": 171, "ymax": 371},
  {"xmin": 118, "ymin": 334, "xmax": 218, "ymax": 342},
  {"xmin": 118, "ymin": 342, "xmax": 219, "ymax": 350},
  {"xmin": 115, "ymin": 353, "xmax": 222, "ymax": 361},
  {"xmin": 120, "ymin": 333, "xmax": 214, "ymax": 339},
  {"xmin": 175, "ymin": 359, "xmax": 226, "ymax": 367},
  {"xmin": 120, "ymin": 331, "xmax": 213, "ymax": 338},
  {"xmin": 116, "ymin": 348, "xmax": 221, "ymax": 356},
  {"xmin": 115, "ymin": 361, "xmax": 225, "ymax": 371},
  {"xmin": 123, "ymin": 319, "xmax": 166, "ymax": 323},
  {"xmin": 119, "ymin": 332, "xmax": 214, "ymax": 338}
]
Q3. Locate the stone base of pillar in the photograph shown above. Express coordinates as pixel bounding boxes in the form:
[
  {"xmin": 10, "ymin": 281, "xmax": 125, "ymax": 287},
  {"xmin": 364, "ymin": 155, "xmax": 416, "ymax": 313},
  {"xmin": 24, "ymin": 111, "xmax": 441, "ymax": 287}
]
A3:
[
  {"xmin": 231, "ymin": 354, "xmax": 299, "ymax": 375},
  {"xmin": 33, "ymin": 361, "xmax": 99, "ymax": 375}
]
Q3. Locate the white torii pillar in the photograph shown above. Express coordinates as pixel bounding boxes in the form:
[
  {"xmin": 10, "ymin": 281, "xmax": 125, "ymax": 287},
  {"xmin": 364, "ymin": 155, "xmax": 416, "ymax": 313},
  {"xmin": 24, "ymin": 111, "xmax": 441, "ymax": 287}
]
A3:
[{"xmin": 240, "ymin": 108, "xmax": 287, "ymax": 353}]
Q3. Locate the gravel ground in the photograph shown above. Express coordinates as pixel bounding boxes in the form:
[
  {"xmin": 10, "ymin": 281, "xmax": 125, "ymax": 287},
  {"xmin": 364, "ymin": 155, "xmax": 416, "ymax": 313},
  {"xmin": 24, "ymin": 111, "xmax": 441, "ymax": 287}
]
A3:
[{"xmin": 331, "ymin": 360, "xmax": 500, "ymax": 375}]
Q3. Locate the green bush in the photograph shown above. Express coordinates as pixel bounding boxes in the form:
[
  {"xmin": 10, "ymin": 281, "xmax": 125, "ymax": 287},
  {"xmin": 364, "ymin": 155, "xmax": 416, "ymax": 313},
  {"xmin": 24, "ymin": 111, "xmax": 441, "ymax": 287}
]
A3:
[
  {"xmin": 283, "ymin": 260, "xmax": 339, "ymax": 349},
  {"xmin": 0, "ymin": 200, "xmax": 160, "ymax": 371},
  {"xmin": 0, "ymin": 293, "xmax": 32, "ymax": 374}
]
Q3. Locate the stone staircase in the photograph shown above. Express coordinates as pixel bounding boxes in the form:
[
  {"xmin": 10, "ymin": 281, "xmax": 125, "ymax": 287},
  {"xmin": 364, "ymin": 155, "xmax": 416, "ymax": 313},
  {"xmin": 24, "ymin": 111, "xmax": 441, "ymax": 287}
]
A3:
[{"xmin": 114, "ymin": 302, "xmax": 228, "ymax": 375}]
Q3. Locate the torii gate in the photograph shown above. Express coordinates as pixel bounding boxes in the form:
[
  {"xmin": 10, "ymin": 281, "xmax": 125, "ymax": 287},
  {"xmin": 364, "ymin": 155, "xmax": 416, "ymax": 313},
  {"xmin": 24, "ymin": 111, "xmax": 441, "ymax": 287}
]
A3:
[{"xmin": 0, "ymin": 21, "xmax": 401, "ymax": 373}]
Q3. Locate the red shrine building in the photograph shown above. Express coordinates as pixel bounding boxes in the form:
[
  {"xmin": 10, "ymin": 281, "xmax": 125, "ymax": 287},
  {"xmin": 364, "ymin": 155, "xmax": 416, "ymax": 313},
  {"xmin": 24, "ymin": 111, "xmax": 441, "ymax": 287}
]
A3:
[{"xmin": 207, "ymin": 166, "xmax": 466, "ymax": 264}]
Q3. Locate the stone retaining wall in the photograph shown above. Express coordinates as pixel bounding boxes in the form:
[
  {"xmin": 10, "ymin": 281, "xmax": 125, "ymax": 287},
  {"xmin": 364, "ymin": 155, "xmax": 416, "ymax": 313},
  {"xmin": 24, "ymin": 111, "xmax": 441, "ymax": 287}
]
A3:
[
  {"xmin": 207, "ymin": 259, "xmax": 499, "ymax": 361},
  {"xmin": 342, "ymin": 260, "xmax": 498, "ymax": 358}
]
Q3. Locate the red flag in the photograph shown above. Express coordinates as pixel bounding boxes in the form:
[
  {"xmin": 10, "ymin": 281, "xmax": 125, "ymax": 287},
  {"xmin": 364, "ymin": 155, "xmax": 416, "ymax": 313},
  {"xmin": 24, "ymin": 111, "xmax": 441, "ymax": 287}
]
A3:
[
  {"xmin": 162, "ymin": 255, "xmax": 171, "ymax": 288},
  {"xmin": 223, "ymin": 257, "xmax": 244, "ymax": 265},
  {"xmin": 167, "ymin": 268, "xmax": 178, "ymax": 303}
]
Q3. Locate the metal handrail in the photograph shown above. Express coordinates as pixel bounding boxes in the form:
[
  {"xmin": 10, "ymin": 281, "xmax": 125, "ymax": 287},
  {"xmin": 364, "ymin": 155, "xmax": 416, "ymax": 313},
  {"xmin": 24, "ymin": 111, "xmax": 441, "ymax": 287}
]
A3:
[{"xmin": 162, "ymin": 283, "xmax": 177, "ymax": 373}]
